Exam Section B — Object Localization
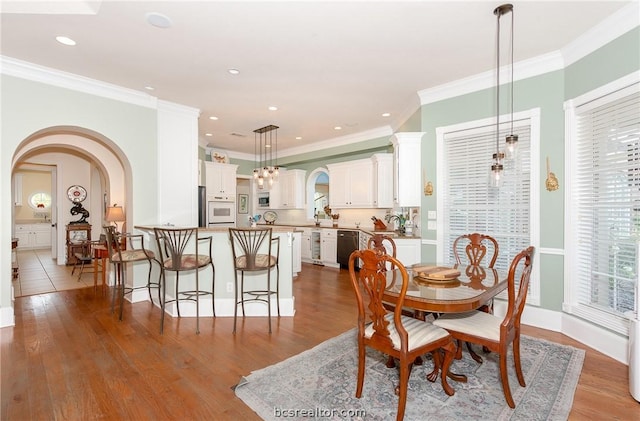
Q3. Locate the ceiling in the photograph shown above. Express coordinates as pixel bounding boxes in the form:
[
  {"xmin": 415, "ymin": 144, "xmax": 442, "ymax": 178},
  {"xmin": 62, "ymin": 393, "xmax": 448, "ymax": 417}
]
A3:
[{"xmin": 0, "ymin": 1, "xmax": 633, "ymax": 157}]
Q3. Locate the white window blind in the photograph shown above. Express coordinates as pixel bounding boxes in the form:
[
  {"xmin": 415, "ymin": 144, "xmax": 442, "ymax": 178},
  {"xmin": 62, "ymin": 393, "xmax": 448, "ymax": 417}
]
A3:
[
  {"xmin": 570, "ymin": 83, "xmax": 640, "ymax": 334},
  {"xmin": 441, "ymin": 118, "xmax": 532, "ymax": 274}
]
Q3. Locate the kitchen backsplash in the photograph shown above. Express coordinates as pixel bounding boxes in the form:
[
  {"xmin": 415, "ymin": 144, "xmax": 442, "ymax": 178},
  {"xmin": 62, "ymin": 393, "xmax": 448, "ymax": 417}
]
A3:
[{"xmin": 260, "ymin": 208, "xmax": 419, "ymax": 230}]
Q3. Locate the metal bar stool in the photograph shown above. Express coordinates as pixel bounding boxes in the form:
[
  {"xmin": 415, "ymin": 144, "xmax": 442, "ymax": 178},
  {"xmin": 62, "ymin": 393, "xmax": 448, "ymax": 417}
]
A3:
[
  {"xmin": 229, "ymin": 227, "xmax": 280, "ymax": 334},
  {"xmin": 154, "ymin": 227, "xmax": 215, "ymax": 334}
]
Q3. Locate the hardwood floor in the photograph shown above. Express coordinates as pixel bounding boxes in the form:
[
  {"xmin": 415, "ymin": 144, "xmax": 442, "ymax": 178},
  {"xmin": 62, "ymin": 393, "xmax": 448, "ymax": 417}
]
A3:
[{"xmin": 1, "ymin": 263, "xmax": 636, "ymax": 420}]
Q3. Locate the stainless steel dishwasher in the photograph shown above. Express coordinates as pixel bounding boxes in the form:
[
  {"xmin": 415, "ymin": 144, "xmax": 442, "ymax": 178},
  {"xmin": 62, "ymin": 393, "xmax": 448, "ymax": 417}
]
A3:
[{"xmin": 337, "ymin": 230, "xmax": 359, "ymax": 269}]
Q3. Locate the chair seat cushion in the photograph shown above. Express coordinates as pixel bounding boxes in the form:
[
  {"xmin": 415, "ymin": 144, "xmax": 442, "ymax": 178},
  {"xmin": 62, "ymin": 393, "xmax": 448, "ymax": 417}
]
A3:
[
  {"xmin": 432, "ymin": 311, "xmax": 501, "ymax": 341},
  {"xmin": 235, "ymin": 254, "xmax": 277, "ymax": 269},
  {"xmin": 111, "ymin": 249, "xmax": 155, "ymax": 263},
  {"xmin": 365, "ymin": 313, "xmax": 449, "ymax": 351},
  {"xmin": 162, "ymin": 254, "xmax": 211, "ymax": 270}
]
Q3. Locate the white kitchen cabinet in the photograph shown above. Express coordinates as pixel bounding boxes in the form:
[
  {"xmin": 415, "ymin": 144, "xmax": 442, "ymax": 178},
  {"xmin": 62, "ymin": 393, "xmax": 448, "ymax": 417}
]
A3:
[
  {"xmin": 391, "ymin": 133, "xmax": 423, "ymax": 208},
  {"xmin": 372, "ymin": 153, "xmax": 394, "ymax": 208},
  {"xmin": 300, "ymin": 228, "xmax": 312, "ymax": 261},
  {"xmin": 205, "ymin": 162, "xmax": 238, "ymax": 201},
  {"xmin": 321, "ymin": 229, "xmax": 338, "ymax": 266},
  {"xmin": 15, "ymin": 223, "xmax": 51, "ymax": 249},
  {"xmin": 327, "ymin": 159, "xmax": 373, "ymax": 208},
  {"xmin": 291, "ymin": 231, "xmax": 302, "ymax": 276},
  {"xmin": 270, "ymin": 169, "xmax": 306, "ymax": 209},
  {"xmin": 394, "ymin": 237, "xmax": 421, "ymax": 267}
]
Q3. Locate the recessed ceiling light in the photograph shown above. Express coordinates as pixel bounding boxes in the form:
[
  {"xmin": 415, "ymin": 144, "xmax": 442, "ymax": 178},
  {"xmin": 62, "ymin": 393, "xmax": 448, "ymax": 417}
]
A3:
[
  {"xmin": 334, "ymin": 126, "xmax": 342, "ymax": 130},
  {"xmin": 209, "ymin": 116, "xmax": 218, "ymax": 120},
  {"xmin": 382, "ymin": 112, "xmax": 391, "ymax": 117},
  {"xmin": 228, "ymin": 69, "xmax": 240, "ymax": 75},
  {"xmin": 55, "ymin": 36, "xmax": 76, "ymax": 46},
  {"xmin": 205, "ymin": 133, "xmax": 213, "ymax": 137},
  {"xmin": 295, "ymin": 136, "xmax": 302, "ymax": 140},
  {"xmin": 268, "ymin": 106, "xmax": 278, "ymax": 111},
  {"xmin": 144, "ymin": 86, "xmax": 155, "ymax": 91},
  {"xmin": 146, "ymin": 12, "xmax": 172, "ymax": 29}
]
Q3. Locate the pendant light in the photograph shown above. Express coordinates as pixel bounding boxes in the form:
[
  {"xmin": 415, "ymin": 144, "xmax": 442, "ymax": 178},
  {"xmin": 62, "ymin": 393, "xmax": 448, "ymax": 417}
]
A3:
[
  {"xmin": 490, "ymin": 3, "xmax": 515, "ymax": 188},
  {"xmin": 253, "ymin": 125, "xmax": 280, "ymax": 189}
]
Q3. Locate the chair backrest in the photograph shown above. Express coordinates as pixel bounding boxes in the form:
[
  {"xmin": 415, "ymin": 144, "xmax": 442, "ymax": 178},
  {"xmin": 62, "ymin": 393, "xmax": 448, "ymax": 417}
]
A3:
[
  {"xmin": 103, "ymin": 225, "xmax": 122, "ymax": 260},
  {"xmin": 348, "ymin": 248, "xmax": 409, "ymax": 349},
  {"xmin": 229, "ymin": 228, "xmax": 274, "ymax": 270},
  {"xmin": 453, "ymin": 233, "xmax": 499, "ymax": 268},
  {"xmin": 501, "ymin": 246, "xmax": 535, "ymax": 335},
  {"xmin": 153, "ymin": 227, "xmax": 199, "ymax": 271},
  {"xmin": 367, "ymin": 234, "xmax": 397, "ymax": 272}
]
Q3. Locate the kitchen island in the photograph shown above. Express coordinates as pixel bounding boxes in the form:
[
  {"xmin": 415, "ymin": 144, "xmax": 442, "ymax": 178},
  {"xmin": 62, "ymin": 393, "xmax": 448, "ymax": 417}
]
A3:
[{"xmin": 131, "ymin": 225, "xmax": 296, "ymax": 319}]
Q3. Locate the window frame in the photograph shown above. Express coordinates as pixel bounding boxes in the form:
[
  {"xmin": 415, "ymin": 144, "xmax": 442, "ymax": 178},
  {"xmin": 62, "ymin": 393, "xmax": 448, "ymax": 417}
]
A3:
[
  {"xmin": 436, "ymin": 108, "xmax": 541, "ymax": 305},
  {"xmin": 564, "ymin": 72, "xmax": 640, "ymax": 336}
]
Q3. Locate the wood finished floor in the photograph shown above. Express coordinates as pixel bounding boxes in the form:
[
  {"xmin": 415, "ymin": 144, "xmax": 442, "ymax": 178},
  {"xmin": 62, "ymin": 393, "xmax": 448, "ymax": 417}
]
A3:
[{"xmin": 1, "ymin": 262, "xmax": 636, "ymax": 420}]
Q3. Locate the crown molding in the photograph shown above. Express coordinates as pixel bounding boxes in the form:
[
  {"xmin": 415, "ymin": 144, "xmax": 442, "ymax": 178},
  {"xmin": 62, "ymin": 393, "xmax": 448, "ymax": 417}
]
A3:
[
  {"xmin": 1, "ymin": 55, "xmax": 158, "ymax": 109},
  {"xmin": 227, "ymin": 125, "xmax": 394, "ymax": 162},
  {"xmin": 562, "ymin": 1, "xmax": 640, "ymax": 67},
  {"xmin": 419, "ymin": 2, "xmax": 639, "ymax": 106}
]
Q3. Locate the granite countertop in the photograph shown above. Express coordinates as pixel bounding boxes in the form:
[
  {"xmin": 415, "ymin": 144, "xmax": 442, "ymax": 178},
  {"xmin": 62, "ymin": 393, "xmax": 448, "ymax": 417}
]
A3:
[{"xmin": 255, "ymin": 223, "xmax": 421, "ymax": 239}]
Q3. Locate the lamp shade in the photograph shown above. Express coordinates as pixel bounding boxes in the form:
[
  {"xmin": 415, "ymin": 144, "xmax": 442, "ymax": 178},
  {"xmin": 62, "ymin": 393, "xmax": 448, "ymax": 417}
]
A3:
[{"xmin": 105, "ymin": 205, "xmax": 125, "ymax": 222}]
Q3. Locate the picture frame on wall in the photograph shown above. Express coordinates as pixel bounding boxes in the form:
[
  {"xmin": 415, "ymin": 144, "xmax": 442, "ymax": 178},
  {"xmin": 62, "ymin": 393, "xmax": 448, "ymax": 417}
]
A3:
[{"xmin": 238, "ymin": 194, "xmax": 248, "ymax": 214}]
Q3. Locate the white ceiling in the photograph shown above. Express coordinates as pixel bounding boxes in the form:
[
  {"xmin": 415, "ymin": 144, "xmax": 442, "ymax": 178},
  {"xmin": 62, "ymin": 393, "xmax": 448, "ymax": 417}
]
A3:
[{"xmin": 0, "ymin": 1, "xmax": 633, "ymax": 157}]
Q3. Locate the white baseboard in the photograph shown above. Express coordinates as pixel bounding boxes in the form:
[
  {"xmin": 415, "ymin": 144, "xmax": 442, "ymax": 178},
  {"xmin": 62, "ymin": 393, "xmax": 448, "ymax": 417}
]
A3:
[
  {"xmin": 494, "ymin": 300, "xmax": 629, "ymax": 365},
  {"xmin": 0, "ymin": 306, "xmax": 15, "ymax": 328}
]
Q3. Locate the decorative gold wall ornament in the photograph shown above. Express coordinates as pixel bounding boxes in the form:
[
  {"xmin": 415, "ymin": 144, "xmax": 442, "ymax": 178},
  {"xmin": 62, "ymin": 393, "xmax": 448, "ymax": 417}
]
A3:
[
  {"xmin": 545, "ymin": 156, "xmax": 559, "ymax": 191},
  {"xmin": 423, "ymin": 170, "xmax": 433, "ymax": 196}
]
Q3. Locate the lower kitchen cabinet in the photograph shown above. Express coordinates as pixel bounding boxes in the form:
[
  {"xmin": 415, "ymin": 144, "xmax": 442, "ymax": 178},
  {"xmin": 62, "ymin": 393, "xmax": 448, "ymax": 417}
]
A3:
[
  {"xmin": 299, "ymin": 227, "xmax": 338, "ymax": 268},
  {"xmin": 321, "ymin": 229, "xmax": 338, "ymax": 267},
  {"xmin": 14, "ymin": 223, "xmax": 52, "ymax": 249}
]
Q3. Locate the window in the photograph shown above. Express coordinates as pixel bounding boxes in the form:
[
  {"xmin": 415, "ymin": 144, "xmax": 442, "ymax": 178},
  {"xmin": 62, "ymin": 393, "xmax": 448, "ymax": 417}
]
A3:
[
  {"xmin": 28, "ymin": 192, "xmax": 51, "ymax": 210},
  {"xmin": 436, "ymin": 109, "xmax": 540, "ymax": 304},
  {"xmin": 565, "ymin": 75, "xmax": 640, "ymax": 335}
]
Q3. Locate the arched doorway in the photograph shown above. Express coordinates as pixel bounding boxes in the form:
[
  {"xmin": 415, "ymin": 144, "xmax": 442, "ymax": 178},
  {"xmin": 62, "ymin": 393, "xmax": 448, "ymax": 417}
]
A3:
[{"xmin": 306, "ymin": 167, "xmax": 330, "ymax": 221}]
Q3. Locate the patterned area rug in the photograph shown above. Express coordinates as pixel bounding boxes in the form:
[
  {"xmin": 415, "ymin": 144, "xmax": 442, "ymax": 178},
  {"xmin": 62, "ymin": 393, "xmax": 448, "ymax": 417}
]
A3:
[{"xmin": 235, "ymin": 329, "xmax": 585, "ymax": 420}]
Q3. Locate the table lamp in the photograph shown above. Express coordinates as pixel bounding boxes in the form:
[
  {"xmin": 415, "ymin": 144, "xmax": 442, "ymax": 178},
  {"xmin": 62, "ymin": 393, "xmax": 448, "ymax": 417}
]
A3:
[{"xmin": 105, "ymin": 204, "xmax": 125, "ymax": 234}]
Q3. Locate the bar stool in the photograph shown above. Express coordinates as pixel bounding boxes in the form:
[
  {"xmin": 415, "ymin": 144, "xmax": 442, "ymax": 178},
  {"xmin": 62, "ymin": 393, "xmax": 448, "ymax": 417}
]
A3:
[
  {"xmin": 154, "ymin": 227, "xmax": 215, "ymax": 334},
  {"xmin": 103, "ymin": 226, "xmax": 160, "ymax": 321},
  {"xmin": 229, "ymin": 227, "xmax": 280, "ymax": 334}
]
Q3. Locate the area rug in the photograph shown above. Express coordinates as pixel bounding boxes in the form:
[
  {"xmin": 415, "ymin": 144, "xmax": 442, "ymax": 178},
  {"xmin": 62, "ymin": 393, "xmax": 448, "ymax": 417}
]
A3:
[{"xmin": 235, "ymin": 329, "xmax": 585, "ymax": 420}]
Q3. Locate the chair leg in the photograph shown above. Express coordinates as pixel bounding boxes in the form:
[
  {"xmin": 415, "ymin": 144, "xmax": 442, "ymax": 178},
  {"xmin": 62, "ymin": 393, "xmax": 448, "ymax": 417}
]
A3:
[
  {"xmin": 396, "ymin": 361, "xmax": 410, "ymax": 421},
  {"xmin": 210, "ymin": 262, "xmax": 216, "ymax": 317},
  {"xmin": 275, "ymin": 264, "xmax": 280, "ymax": 317},
  {"xmin": 513, "ymin": 335, "xmax": 525, "ymax": 387},
  {"xmin": 267, "ymin": 268, "xmax": 272, "ymax": 334},
  {"xmin": 499, "ymin": 352, "xmax": 515, "ymax": 408},
  {"xmin": 110, "ymin": 263, "xmax": 117, "ymax": 314},
  {"xmin": 440, "ymin": 342, "xmax": 456, "ymax": 396},
  {"xmin": 233, "ymin": 270, "xmax": 239, "ymax": 334},
  {"xmin": 195, "ymin": 269, "xmax": 200, "ymax": 335},
  {"xmin": 119, "ymin": 264, "xmax": 125, "ymax": 321},
  {"xmin": 146, "ymin": 259, "xmax": 154, "ymax": 305},
  {"xmin": 175, "ymin": 272, "xmax": 181, "ymax": 317},
  {"xmin": 160, "ymin": 269, "xmax": 166, "ymax": 334},
  {"xmin": 355, "ymin": 343, "xmax": 366, "ymax": 398}
]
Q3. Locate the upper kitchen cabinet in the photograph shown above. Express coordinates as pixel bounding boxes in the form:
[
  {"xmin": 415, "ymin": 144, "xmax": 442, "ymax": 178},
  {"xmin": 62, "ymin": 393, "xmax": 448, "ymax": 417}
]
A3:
[
  {"xmin": 205, "ymin": 161, "xmax": 238, "ymax": 201},
  {"xmin": 372, "ymin": 153, "xmax": 393, "ymax": 208},
  {"xmin": 270, "ymin": 169, "xmax": 306, "ymax": 209},
  {"xmin": 327, "ymin": 159, "xmax": 373, "ymax": 208},
  {"xmin": 391, "ymin": 133, "xmax": 422, "ymax": 207}
]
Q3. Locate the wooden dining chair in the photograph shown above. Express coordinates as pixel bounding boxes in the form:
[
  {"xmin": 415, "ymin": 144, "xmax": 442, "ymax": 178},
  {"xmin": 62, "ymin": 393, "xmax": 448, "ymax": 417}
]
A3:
[
  {"xmin": 452, "ymin": 232, "xmax": 500, "ymax": 361},
  {"xmin": 433, "ymin": 246, "xmax": 535, "ymax": 408},
  {"xmin": 348, "ymin": 248, "xmax": 456, "ymax": 421}
]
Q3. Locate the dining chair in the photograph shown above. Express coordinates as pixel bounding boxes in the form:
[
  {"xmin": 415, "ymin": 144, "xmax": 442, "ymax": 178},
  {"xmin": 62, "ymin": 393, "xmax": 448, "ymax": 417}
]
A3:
[
  {"xmin": 71, "ymin": 234, "xmax": 107, "ymax": 280},
  {"xmin": 348, "ymin": 248, "xmax": 456, "ymax": 421},
  {"xmin": 452, "ymin": 232, "xmax": 500, "ymax": 361},
  {"xmin": 154, "ymin": 227, "xmax": 216, "ymax": 334},
  {"xmin": 433, "ymin": 246, "xmax": 535, "ymax": 408},
  {"xmin": 103, "ymin": 225, "xmax": 160, "ymax": 322},
  {"xmin": 229, "ymin": 227, "xmax": 280, "ymax": 334}
]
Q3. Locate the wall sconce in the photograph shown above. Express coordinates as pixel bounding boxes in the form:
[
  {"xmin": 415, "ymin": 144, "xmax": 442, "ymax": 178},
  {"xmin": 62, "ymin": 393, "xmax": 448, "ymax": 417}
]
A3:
[
  {"xmin": 105, "ymin": 204, "xmax": 126, "ymax": 233},
  {"xmin": 423, "ymin": 170, "xmax": 433, "ymax": 196},
  {"xmin": 545, "ymin": 156, "xmax": 559, "ymax": 191}
]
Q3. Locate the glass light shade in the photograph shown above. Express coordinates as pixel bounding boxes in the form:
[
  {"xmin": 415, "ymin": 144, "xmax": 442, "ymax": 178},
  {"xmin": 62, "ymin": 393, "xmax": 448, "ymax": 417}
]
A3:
[
  {"xmin": 253, "ymin": 169, "xmax": 259, "ymax": 179},
  {"xmin": 273, "ymin": 166, "xmax": 280, "ymax": 177},
  {"xmin": 490, "ymin": 163, "xmax": 504, "ymax": 188},
  {"xmin": 268, "ymin": 176, "xmax": 274, "ymax": 187},
  {"xmin": 257, "ymin": 176, "xmax": 264, "ymax": 189},
  {"xmin": 505, "ymin": 134, "xmax": 519, "ymax": 159},
  {"xmin": 263, "ymin": 167, "xmax": 269, "ymax": 177}
]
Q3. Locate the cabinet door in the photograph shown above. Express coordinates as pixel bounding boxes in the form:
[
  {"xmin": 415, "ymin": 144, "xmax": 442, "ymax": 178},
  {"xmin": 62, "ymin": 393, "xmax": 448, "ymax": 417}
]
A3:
[
  {"xmin": 328, "ymin": 165, "xmax": 349, "ymax": 207},
  {"xmin": 15, "ymin": 225, "xmax": 30, "ymax": 249},
  {"xmin": 205, "ymin": 162, "xmax": 238, "ymax": 200},
  {"xmin": 301, "ymin": 235, "xmax": 311, "ymax": 260},
  {"xmin": 392, "ymin": 134, "xmax": 422, "ymax": 207},
  {"xmin": 220, "ymin": 166, "xmax": 237, "ymax": 196},
  {"xmin": 33, "ymin": 226, "xmax": 51, "ymax": 247},
  {"xmin": 348, "ymin": 160, "xmax": 373, "ymax": 207},
  {"xmin": 321, "ymin": 230, "xmax": 337, "ymax": 265},
  {"xmin": 372, "ymin": 154, "xmax": 394, "ymax": 208}
]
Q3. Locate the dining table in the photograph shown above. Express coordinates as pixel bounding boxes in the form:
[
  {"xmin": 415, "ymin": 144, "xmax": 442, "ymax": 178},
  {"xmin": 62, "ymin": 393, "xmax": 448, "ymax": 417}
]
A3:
[{"xmin": 382, "ymin": 262, "xmax": 508, "ymax": 382}]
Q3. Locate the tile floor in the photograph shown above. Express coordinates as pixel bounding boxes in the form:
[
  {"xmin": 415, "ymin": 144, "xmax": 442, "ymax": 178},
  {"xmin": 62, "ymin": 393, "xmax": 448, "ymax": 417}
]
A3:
[{"xmin": 12, "ymin": 248, "xmax": 98, "ymax": 297}]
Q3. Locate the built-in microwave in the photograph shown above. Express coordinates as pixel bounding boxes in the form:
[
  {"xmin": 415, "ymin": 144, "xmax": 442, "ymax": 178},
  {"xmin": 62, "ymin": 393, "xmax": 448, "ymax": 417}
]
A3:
[
  {"xmin": 257, "ymin": 193, "xmax": 270, "ymax": 208},
  {"xmin": 207, "ymin": 200, "xmax": 235, "ymax": 225}
]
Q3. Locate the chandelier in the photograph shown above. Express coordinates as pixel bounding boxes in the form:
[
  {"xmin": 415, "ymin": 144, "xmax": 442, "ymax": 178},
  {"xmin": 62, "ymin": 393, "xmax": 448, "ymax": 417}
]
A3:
[
  {"xmin": 490, "ymin": 3, "xmax": 518, "ymax": 188},
  {"xmin": 253, "ymin": 124, "xmax": 280, "ymax": 189}
]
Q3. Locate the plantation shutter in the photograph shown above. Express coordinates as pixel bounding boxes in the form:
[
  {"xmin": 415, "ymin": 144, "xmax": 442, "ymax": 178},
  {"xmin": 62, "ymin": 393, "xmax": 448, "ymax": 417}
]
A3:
[
  {"xmin": 572, "ymin": 85, "xmax": 640, "ymax": 332},
  {"xmin": 441, "ymin": 118, "xmax": 531, "ymax": 273}
]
